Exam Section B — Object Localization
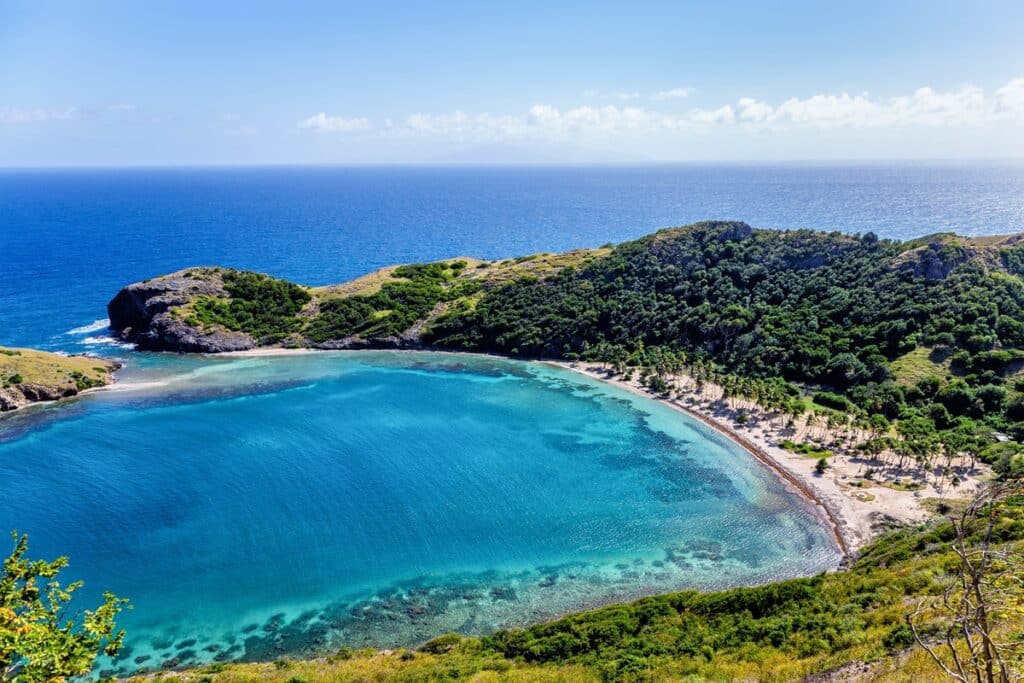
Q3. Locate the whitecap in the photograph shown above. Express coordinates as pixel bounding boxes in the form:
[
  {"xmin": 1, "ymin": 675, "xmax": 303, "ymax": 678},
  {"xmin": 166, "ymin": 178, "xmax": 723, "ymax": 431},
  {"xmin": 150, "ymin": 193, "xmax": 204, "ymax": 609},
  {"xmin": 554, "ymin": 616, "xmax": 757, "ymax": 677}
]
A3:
[
  {"xmin": 66, "ymin": 318, "xmax": 111, "ymax": 335},
  {"xmin": 80, "ymin": 335, "xmax": 136, "ymax": 350}
]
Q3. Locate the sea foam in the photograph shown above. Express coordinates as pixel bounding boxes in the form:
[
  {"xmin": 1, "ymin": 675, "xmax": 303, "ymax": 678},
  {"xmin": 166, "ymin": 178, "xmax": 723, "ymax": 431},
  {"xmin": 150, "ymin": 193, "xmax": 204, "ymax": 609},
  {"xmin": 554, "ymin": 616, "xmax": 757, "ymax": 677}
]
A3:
[
  {"xmin": 80, "ymin": 335, "xmax": 135, "ymax": 350},
  {"xmin": 66, "ymin": 318, "xmax": 111, "ymax": 335}
]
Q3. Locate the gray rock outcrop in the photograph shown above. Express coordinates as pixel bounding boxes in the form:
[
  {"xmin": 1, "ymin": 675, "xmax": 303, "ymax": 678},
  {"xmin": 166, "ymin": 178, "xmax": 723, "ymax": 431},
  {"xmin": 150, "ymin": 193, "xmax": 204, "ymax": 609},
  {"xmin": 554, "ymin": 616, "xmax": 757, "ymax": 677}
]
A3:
[{"xmin": 108, "ymin": 270, "xmax": 256, "ymax": 352}]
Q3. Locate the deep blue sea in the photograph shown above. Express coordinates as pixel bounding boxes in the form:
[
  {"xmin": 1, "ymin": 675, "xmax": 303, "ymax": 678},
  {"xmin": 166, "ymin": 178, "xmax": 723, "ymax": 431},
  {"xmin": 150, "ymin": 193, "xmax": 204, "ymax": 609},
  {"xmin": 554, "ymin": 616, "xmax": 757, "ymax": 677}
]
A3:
[{"xmin": 1, "ymin": 163, "xmax": 1023, "ymax": 674}]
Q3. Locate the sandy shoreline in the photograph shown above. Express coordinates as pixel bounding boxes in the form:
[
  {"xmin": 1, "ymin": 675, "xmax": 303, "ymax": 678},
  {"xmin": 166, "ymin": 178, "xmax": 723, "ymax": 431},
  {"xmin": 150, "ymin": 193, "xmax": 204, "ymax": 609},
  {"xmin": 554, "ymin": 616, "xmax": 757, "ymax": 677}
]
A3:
[{"xmin": 217, "ymin": 347, "xmax": 321, "ymax": 357}]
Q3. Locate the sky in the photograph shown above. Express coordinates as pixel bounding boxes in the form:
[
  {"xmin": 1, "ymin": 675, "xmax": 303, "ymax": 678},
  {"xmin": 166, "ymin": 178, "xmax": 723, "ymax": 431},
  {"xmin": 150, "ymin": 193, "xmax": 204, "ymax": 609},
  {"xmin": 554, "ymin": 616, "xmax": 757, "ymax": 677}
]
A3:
[{"xmin": 1, "ymin": 0, "xmax": 1023, "ymax": 165}]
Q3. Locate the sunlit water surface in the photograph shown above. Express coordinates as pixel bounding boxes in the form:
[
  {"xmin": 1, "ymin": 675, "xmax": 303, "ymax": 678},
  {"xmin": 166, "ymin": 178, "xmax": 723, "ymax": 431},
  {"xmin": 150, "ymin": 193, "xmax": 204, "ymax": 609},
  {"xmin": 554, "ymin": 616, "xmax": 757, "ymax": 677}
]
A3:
[{"xmin": 0, "ymin": 351, "xmax": 839, "ymax": 675}]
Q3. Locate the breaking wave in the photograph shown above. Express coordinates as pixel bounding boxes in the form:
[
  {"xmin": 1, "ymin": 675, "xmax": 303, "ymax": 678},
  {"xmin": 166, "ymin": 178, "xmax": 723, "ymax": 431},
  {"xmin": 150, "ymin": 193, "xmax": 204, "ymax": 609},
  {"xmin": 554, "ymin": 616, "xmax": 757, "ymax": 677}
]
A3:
[{"xmin": 66, "ymin": 318, "xmax": 111, "ymax": 335}]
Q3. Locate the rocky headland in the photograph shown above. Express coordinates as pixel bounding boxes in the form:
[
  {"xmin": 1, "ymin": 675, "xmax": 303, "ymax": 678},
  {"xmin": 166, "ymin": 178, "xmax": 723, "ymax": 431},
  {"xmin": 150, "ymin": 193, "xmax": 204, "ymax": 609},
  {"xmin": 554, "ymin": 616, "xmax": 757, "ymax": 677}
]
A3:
[
  {"xmin": 106, "ymin": 243, "xmax": 609, "ymax": 354},
  {"xmin": 107, "ymin": 269, "xmax": 258, "ymax": 352}
]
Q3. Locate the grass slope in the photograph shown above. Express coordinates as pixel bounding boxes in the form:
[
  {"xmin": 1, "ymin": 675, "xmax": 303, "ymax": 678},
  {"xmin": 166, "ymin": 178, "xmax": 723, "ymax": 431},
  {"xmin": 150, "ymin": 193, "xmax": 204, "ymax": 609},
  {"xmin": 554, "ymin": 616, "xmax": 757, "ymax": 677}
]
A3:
[{"xmin": 0, "ymin": 346, "xmax": 115, "ymax": 391}]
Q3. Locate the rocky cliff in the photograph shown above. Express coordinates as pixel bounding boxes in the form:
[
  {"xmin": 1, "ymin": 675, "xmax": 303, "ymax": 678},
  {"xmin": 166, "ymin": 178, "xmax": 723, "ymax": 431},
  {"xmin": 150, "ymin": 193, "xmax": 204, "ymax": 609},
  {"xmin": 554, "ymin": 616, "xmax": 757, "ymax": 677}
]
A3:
[{"xmin": 108, "ymin": 269, "xmax": 257, "ymax": 352}]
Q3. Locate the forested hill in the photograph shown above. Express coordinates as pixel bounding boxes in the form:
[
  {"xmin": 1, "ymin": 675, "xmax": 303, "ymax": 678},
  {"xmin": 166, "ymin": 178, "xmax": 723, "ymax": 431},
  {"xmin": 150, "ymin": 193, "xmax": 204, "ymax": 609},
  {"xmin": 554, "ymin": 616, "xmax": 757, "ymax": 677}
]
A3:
[
  {"xmin": 428, "ymin": 222, "xmax": 1024, "ymax": 381},
  {"xmin": 110, "ymin": 221, "xmax": 1024, "ymax": 458}
]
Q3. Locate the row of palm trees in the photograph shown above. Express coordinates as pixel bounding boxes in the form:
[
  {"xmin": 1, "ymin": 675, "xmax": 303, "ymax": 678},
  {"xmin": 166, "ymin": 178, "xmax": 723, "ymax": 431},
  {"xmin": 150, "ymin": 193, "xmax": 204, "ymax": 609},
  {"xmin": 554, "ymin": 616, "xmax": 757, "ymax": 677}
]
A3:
[{"xmin": 585, "ymin": 345, "xmax": 978, "ymax": 488}]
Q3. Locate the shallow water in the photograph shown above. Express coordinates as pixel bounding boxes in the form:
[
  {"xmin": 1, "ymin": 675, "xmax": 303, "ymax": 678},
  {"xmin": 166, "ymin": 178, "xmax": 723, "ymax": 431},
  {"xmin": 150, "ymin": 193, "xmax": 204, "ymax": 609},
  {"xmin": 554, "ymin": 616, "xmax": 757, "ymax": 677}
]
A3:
[{"xmin": 0, "ymin": 351, "xmax": 838, "ymax": 674}]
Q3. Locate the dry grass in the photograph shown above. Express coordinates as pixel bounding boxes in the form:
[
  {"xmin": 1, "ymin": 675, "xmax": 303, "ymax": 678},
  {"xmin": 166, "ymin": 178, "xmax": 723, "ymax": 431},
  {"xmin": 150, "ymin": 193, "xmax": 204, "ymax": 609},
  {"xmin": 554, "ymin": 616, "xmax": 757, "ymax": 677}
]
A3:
[
  {"xmin": 964, "ymin": 234, "xmax": 1020, "ymax": 247},
  {"xmin": 468, "ymin": 248, "xmax": 611, "ymax": 287},
  {"xmin": 311, "ymin": 266, "xmax": 402, "ymax": 300},
  {"xmin": 0, "ymin": 346, "xmax": 115, "ymax": 389},
  {"xmin": 124, "ymin": 650, "xmax": 599, "ymax": 683},
  {"xmin": 301, "ymin": 249, "xmax": 609, "ymax": 326},
  {"xmin": 310, "ymin": 249, "xmax": 609, "ymax": 304},
  {"xmin": 889, "ymin": 347, "xmax": 953, "ymax": 386}
]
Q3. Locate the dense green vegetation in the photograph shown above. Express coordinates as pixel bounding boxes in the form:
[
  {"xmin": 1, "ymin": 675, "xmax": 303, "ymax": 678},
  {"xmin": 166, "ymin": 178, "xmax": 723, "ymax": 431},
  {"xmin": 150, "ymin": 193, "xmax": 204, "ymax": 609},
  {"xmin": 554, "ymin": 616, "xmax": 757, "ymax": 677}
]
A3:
[
  {"xmin": 306, "ymin": 261, "xmax": 479, "ymax": 341},
  {"xmin": 428, "ymin": 224, "xmax": 1018, "ymax": 383},
  {"xmin": 190, "ymin": 271, "xmax": 311, "ymax": 342}
]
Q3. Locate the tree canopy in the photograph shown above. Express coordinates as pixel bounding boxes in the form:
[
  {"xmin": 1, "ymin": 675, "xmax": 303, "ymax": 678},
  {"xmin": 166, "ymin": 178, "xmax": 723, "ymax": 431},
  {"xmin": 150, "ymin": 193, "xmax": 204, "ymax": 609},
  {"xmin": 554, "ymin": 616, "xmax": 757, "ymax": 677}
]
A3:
[{"xmin": 1, "ymin": 533, "xmax": 128, "ymax": 683}]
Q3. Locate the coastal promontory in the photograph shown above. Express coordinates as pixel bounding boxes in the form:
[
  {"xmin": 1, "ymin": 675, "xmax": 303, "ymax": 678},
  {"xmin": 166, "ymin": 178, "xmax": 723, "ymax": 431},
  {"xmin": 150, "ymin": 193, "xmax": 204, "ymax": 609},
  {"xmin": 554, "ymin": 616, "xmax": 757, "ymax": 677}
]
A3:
[
  {"xmin": 108, "ymin": 221, "xmax": 1024, "ymax": 372},
  {"xmin": 0, "ymin": 346, "xmax": 119, "ymax": 411},
  {"xmin": 107, "ymin": 245, "xmax": 610, "ymax": 353}
]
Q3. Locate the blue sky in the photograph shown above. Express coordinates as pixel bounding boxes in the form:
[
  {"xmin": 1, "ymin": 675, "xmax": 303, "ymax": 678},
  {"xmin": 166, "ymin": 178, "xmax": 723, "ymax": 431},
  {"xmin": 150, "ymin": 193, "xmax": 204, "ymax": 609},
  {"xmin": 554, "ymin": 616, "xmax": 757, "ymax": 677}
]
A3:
[{"xmin": 1, "ymin": 0, "xmax": 1023, "ymax": 165}]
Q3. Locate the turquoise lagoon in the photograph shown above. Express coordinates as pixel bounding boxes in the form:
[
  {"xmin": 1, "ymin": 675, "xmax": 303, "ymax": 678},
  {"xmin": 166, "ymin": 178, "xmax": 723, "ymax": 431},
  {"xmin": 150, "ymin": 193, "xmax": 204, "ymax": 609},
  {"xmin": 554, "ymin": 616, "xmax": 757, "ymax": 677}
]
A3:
[{"xmin": 0, "ymin": 351, "xmax": 840, "ymax": 674}]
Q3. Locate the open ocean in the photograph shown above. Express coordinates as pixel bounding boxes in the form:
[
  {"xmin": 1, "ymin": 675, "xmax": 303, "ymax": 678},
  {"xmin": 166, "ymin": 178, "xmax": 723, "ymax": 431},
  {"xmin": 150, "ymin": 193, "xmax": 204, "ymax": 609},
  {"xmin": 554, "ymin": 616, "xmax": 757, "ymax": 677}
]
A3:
[{"xmin": 0, "ymin": 163, "xmax": 1022, "ymax": 673}]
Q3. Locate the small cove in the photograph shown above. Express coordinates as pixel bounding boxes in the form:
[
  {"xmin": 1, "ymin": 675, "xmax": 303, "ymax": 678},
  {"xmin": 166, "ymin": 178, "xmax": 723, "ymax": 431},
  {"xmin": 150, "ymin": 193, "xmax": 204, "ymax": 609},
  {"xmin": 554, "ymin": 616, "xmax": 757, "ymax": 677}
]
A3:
[{"xmin": 0, "ymin": 351, "xmax": 841, "ymax": 674}]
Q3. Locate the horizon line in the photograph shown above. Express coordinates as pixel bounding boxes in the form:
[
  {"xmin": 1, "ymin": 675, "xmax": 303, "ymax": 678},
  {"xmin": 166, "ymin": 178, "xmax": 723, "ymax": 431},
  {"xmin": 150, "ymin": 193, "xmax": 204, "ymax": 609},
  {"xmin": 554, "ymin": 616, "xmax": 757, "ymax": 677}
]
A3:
[{"xmin": 1, "ymin": 156, "xmax": 1023, "ymax": 171}]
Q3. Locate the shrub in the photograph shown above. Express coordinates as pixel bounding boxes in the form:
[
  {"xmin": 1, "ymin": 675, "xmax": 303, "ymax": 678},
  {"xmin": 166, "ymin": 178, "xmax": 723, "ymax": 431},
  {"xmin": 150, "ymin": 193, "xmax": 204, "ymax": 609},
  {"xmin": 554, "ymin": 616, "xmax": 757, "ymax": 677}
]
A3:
[
  {"xmin": 419, "ymin": 633, "xmax": 464, "ymax": 654},
  {"xmin": 70, "ymin": 370, "xmax": 104, "ymax": 390},
  {"xmin": 190, "ymin": 270, "xmax": 311, "ymax": 340},
  {"xmin": 812, "ymin": 391, "xmax": 855, "ymax": 412},
  {"xmin": 327, "ymin": 647, "xmax": 354, "ymax": 662},
  {"xmin": 882, "ymin": 623, "xmax": 915, "ymax": 649},
  {"xmin": 307, "ymin": 261, "xmax": 470, "ymax": 341}
]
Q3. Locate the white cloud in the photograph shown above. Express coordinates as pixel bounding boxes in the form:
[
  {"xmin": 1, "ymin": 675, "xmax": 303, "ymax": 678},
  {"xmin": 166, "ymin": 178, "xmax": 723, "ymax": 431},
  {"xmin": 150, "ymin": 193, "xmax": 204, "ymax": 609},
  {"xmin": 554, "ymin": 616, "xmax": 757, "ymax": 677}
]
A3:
[
  {"xmin": 883, "ymin": 86, "xmax": 987, "ymax": 125},
  {"xmin": 297, "ymin": 76, "xmax": 1024, "ymax": 145},
  {"xmin": 995, "ymin": 78, "xmax": 1024, "ymax": 115},
  {"xmin": 689, "ymin": 104, "xmax": 734, "ymax": 124},
  {"xmin": 298, "ymin": 112, "xmax": 372, "ymax": 133},
  {"xmin": 403, "ymin": 110, "xmax": 523, "ymax": 138},
  {"xmin": 692, "ymin": 79, "xmax": 1024, "ymax": 129},
  {"xmin": 108, "ymin": 103, "xmax": 136, "ymax": 111},
  {"xmin": 616, "ymin": 92, "xmax": 640, "ymax": 101},
  {"xmin": 387, "ymin": 104, "xmax": 688, "ymax": 143},
  {"xmin": 0, "ymin": 107, "xmax": 77, "ymax": 124},
  {"xmin": 527, "ymin": 104, "xmax": 560, "ymax": 126},
  {"xmin": 652, "ymin": 87, "xmax": 694, "ymax": 101},
  {"xmin": 736, "ymin": 97, "xmax": 773, "ymax": 122}
]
